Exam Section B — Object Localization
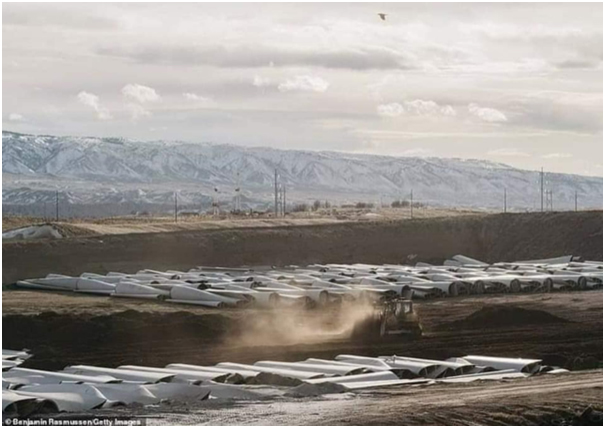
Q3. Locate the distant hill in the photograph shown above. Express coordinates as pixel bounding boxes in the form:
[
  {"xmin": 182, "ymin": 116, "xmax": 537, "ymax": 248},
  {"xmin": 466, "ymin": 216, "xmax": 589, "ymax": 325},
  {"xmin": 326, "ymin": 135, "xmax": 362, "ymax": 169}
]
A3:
[{"xmin": 3, "ymin": 131, "xmax": 603, "ymax": 213}]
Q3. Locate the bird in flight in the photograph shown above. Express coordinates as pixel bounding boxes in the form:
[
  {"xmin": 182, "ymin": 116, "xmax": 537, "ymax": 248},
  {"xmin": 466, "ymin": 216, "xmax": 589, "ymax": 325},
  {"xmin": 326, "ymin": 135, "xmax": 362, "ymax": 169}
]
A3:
[{"xmin": 378, "ymin": 13, "xmax": 387, "ymax": 21}]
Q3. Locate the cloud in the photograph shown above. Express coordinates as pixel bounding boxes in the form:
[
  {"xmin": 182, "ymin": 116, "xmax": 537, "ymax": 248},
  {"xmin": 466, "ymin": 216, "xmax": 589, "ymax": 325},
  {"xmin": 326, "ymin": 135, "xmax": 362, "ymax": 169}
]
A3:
[
  {"xmin": 542, "ymin": 152, "xmax": 573, "ymax": 159},
  {"xmin": 468, "ymin": 103, "xmax": 508, "ymax": 123},
  {"xmin": 183, "ymin": 92, "xmax": 214, "ymax": 104},
  {"xmin": 7, "ymin": 113, "xmax": 25, "ymax": 122},
  {"xmin": 2, "ymin": 3, "xmax": 602, "ymax": 177},
  {"xmin": 98, "ymin": 44, "xmax": 413, "ymax": 71},
  {"xmin": 487, "ymin": 148, "xmax": 530, "ymax": 157},
  {"xmin": 77, "ymin": 91, "xmax": 112, "ymax": 120},
  {"xmin": 554, "ymin": 59, "xmax": 603, "ymax": 70},
  {"xmin": 121, "ymin": 84, "xmax": 160, "ymax": 120},
  {"xmin": 3, "ymin": 5, "xmax": 119, "ymax": 31},
  {"xmin": 278, "ymin": 75, "xmax": 329, "ymax": 93},
  {"xmin": 126, "ymin": 103, "xmax": 152, "ymax": 120},
  {"xmin": 121, "ymin": 83, "xmax": 161, "ymax": 103},
  {"xmin": 465, "ymin": 23, "xmax": 603, "ymax": 72},
  {"xmin": 440, "ymin": 105, "xmax": 457, "ymax": 117},
  {"xmin": 403, "ymin": 100, "xmax": 457, "ymax": 116},
  {"xmin": 252, "ymin": 75, "xmax": 272, "ymax": 88},
  {"xmin": 510, "ymin": 91, "xmax": 602, "ymax": 134},
  {"xmin": 377, "ymin": 103, "xmax": 404, "ymax": 117},
  {"xmin": 377, "ymin": 100, "xmax": 456, "ymax": 117},
  {"xmin": 367, "ymin": 73, "xmax": 407, "ymax": 100}
]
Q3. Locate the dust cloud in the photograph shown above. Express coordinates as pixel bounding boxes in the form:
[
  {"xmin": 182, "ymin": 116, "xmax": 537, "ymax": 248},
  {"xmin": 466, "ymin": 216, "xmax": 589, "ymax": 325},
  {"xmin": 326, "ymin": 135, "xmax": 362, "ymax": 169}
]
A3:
[{"xmin": 222, "ymin": 301, "xmax": 376, "ymax": 348}]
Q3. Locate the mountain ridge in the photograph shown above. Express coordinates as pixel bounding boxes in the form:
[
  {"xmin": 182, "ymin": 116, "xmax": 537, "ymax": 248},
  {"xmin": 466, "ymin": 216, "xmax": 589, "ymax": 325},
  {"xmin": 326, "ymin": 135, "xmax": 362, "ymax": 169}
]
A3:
[
  {"xmin": 2, "ymin": 129, "xmax": 525, "ymax": 172},
  {"xmin": 3, "ymin": 130, "xmax": 603, "ymax": 211}
]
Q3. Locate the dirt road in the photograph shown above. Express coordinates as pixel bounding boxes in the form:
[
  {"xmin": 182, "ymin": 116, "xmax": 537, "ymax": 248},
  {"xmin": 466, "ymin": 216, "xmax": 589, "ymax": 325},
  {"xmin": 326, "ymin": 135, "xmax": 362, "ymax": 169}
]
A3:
[{"xmin": 1, "ymin": 207, "xmax": 478, "ymax": 234}]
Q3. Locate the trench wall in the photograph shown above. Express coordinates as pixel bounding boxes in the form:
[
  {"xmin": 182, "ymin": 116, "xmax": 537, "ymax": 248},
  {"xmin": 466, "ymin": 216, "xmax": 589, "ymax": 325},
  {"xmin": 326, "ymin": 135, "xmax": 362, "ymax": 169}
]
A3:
[{"xmin": 3, "ymin": 211, "xmax": 602, "ymax": 284}]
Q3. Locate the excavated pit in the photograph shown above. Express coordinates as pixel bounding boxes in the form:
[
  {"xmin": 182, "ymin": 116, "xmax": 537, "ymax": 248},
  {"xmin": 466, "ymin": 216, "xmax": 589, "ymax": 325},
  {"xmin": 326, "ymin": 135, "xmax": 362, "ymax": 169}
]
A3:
[{"xmin": 3, "ymin": 291, "xmax": 601, "ymax": 372}]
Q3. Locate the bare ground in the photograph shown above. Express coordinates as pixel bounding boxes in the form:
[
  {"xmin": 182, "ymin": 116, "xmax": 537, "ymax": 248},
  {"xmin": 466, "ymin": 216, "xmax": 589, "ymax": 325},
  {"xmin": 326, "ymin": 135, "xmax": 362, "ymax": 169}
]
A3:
[
  {"xmin": 3, "ymin": 290, "xmax": 602, "ymax": 372},
  {"xmin": 137, "ymin": 370, "xmax": 603, "ymax": 425},
  {"xmin": 3, "ymin": 211, "xmax": 602, "ymax": 424},
  {"xmin": 37, "ymin": 368, "xmax": 604, "ymax": 425},
  {"xmin": 3, "ymin": 211, "xmax": 602, "ymax": 285},
  {"xmin": 3, "ymin": 289, "xmax": 602, "ymax": 425},
  {"xmin": 2, "ymin": 207, "xmax": 480, "ymax": 234}
]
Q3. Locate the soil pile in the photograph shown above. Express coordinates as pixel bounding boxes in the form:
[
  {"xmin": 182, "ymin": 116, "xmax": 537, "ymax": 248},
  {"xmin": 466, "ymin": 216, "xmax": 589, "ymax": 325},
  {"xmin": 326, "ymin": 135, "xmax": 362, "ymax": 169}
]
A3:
[
  {"xmin": 444, "ymin": 305, "xmax": 570, "ymax": 330},
  {"xmin": 2, "ymin": 310, "xmax": 234, "ymax": 370}
]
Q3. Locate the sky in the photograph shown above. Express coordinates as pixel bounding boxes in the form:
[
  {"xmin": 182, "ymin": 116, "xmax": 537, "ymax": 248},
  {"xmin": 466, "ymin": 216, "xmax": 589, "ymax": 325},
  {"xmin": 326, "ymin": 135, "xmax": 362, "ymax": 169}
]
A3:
[{"xmin": 2, "ymin": 2, "xmax": 603, "ymax": 176}]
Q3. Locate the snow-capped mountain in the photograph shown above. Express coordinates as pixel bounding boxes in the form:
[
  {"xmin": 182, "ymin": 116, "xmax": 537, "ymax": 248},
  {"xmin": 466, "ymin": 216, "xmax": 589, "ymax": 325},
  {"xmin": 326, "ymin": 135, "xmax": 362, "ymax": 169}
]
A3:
[{"xmin": 2, "ymin": 131, "xmax": 603, "ymax": 210}]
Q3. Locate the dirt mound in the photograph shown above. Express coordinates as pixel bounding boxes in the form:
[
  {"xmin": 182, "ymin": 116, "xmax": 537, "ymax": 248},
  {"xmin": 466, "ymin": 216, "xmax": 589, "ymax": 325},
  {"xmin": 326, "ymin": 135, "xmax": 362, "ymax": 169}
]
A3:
[
  {"xmin": 1, "ymin": 221, "xmax": 94, "ymax": 241},
  {"xmin": 53, "ymin": 223, "xmax": 95, "ymax": 238},
  {"xmin": 444, "ymin": 305, "xmax": 571, "ymax": 330},
  {"xmin": 2, "ymin": 307, "xmax": 359, "ymax": 370},
  {"xmin": 2, "ymin": 310, "xmax": 235, "ymax": 370}
]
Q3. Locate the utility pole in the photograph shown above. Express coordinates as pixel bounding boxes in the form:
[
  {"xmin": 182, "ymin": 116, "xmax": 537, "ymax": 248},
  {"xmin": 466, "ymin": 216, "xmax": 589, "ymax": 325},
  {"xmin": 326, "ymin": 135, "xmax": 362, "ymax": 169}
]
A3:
[
  {"xmin": 410, "ymin": 189, "xmax": 414, "ymax": 219},
  {"xmin": 174, "ymin": 191, "xmax": 178, "ymax": 223},
  {"xmin": 540, "ymin": 167, "xmax": 544, "ymax": 212},
  {"xmin": 212, "ymin": 187, "xmax": 219, "ymax": 216},
  {"xmin": 575, "ymin": 190, "xmax": 578, "ymax": 212},
  {"xmin": 282, "ymin": 184, "xmax": 286, "ymax": 215},
  {"xmin": 504, "ymin": 188, "xmax": 507, "ymax": 213},
  {"xmin": 274, "ymin": 169, "xmax": 279, "ymax": 217},
  {"xmin": 277, "ymin": 184, "xmax": 283, "ymax": 217},
  {"xmin": 234, "ymin": 172, "xmax": 241, "ymax": 212},
  {"xmin": 55, "ymin": 190, "xmax": 59, "ymax": 222}
]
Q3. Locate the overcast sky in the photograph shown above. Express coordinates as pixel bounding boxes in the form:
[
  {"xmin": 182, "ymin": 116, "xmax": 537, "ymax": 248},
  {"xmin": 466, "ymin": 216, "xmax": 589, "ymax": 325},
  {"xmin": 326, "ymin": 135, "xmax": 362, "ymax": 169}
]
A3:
[{"xmin": 2, "ymin": 2, "xmax": 603, "ymax": 176}]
